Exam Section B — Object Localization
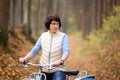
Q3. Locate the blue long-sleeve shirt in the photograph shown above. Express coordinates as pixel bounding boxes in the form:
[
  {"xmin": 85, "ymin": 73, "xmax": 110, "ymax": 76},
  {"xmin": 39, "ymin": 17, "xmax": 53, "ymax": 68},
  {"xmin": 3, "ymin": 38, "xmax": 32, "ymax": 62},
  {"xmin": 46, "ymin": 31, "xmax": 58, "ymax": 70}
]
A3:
[{"xmin": 28, "ymin": 34, "xmax": 69, "ymax": 57}]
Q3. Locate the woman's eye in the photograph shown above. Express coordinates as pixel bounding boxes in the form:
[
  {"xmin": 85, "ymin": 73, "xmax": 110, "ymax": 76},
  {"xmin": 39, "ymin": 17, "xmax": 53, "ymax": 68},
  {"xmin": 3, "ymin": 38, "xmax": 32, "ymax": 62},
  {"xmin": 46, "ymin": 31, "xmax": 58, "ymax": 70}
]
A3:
[
  {"xmin": 51, "ymin": 23, "xmax": 59, "ymax": 25},
  {"xmin": 53, "ymin": 23, "xmax": 55, "ymax": 25}
]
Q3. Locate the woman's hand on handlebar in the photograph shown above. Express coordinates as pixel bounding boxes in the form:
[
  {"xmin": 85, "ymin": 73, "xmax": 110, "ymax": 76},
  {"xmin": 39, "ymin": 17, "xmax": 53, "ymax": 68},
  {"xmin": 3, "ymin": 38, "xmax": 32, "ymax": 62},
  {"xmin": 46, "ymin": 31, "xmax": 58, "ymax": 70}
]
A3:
[
  {"xmin": 19, "ymin": 54, "xmax": 32, "ymax": 64},
  {"xmin": 19, "ymin": 57, "xmax": 25, "ymax": 63},
  {"xmin": 53, "ymin": 60, "xmax": 64, "ymax": 67}
]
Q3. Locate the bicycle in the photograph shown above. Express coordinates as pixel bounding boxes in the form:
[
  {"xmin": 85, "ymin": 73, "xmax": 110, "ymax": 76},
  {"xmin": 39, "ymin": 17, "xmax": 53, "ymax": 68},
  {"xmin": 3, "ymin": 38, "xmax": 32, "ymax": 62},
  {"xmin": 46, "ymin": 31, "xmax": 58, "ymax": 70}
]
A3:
[{"xmin": 22, "ymin": 61, "xmax": 79, "ymax": 80}]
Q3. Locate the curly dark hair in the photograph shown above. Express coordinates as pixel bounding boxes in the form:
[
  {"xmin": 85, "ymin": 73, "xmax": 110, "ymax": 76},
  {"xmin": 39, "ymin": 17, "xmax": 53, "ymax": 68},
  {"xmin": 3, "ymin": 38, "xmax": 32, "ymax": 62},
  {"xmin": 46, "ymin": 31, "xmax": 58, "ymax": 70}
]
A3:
[{"xmin": 44, "ymin": 14, "xmax": 61, "ymax": 30}]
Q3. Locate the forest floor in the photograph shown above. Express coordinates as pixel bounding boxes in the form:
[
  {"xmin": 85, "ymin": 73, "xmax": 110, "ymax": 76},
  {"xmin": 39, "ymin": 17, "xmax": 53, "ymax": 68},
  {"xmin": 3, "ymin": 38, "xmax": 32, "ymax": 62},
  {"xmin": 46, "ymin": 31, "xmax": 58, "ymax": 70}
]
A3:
[{"xmin": 0, "ymin": 28, "xmax": 120, "ymax": 80}]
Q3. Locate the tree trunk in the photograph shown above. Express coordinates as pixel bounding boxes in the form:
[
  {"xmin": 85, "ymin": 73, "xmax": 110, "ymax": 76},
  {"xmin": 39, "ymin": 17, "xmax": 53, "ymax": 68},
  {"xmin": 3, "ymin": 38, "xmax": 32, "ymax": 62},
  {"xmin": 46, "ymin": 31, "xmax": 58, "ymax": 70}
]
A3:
[
  {"xmin": 103, "ymin": 0, "xmax": 108, "ymax": 18},
  {"xmin": 21, "ymin": 0, "xmax": 24, "ymax": 24},
  {"xmin": 0, "ymin": 0, "xmax": 10, "ymax": 47},
  {"xmin": 0, "ymin": 0, "xmax": 10, "ymax": 28},
  {"xmin": 31, "ymin": 0, "xmax": 40, "ymax": 38},
  {"xmin": 9, "ymin": 0, "xmax": 15, "ymax": 28},
  {"xmin": 22, "ymin": 0, "xmax": 31, "ymax": 39},
  {"xmin": 83, "ymin": 0, "xmax": 91, "ymax": 39},
  {"xmin": 58, "ymin": 0, "xmax": 68, "ymax": 32}
]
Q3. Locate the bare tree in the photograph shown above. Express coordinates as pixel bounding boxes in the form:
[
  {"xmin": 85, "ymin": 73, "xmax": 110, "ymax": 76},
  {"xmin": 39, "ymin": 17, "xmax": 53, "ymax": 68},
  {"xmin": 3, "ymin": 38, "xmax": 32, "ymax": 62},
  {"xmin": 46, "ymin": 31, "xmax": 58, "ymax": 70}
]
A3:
[
  {"xmin": 8, "ymin": 0, "xmax": 120, "ymax": 39},
  {"xmin": 22, "ymin": 0, "xmax": 31, "ymax": 39},
  {"xmin": 0, "ymin": 0, "xmax": 10, "ymax": 47},
  {"xmin": 9, "ymin": 0, "xmax": 15, "ymax": 28}
]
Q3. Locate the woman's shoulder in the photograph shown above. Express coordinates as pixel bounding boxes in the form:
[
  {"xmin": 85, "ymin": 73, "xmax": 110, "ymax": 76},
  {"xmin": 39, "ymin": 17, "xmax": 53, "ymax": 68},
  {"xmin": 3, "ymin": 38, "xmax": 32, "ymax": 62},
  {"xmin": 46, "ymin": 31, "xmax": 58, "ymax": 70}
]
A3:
[
  {"xmin": 58, "ymin": 31, "xmax": 69, "ymax": 39},
  {"xmin": 41, "ymin": 31, "xmax": 48, "ymax": 36},
  {"xmin": 59, "ymin": 31, "xmax": 68, "ymax": 36}
]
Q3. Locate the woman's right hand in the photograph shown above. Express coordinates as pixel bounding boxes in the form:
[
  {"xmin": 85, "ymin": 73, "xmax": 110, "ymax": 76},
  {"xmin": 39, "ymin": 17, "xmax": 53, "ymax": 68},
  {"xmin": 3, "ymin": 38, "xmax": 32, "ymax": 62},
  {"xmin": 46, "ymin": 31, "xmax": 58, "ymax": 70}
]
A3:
[
  {"xmin": 19, "ymin": 54, "xmax": 32, "ymax": 64},
  {"xmin": 19, "ymin": 57, "xmax": 25, "ymax": 63}
]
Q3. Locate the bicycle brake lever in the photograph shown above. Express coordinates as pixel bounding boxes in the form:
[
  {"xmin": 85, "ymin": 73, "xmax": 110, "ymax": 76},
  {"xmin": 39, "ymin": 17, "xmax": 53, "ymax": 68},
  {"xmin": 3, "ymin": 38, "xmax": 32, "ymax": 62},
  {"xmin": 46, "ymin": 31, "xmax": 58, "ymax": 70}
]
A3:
[{"xmin": 23, "ymin": 64, "xmax": 29, "ymax": 68}]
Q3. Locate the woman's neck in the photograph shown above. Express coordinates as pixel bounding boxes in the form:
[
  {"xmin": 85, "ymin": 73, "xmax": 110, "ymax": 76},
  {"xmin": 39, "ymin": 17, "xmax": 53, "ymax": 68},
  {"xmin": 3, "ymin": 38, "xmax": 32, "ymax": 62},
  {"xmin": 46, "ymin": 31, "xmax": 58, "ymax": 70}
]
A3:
[{"xmin": 49, "ymin": 30, "xmax": 57, "ymax": 34}]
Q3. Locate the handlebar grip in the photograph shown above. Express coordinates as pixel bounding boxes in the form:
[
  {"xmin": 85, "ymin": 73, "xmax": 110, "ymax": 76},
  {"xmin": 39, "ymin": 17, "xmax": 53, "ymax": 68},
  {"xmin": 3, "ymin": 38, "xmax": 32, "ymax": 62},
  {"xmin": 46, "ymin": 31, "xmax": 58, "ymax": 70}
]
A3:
[
  {"xmin": 60, "ymin": 60, "xmax": 64, "ymax": 65},
  {"xmin": 23, "ymin": 60, "xmax": 29, "ymax": 65}
]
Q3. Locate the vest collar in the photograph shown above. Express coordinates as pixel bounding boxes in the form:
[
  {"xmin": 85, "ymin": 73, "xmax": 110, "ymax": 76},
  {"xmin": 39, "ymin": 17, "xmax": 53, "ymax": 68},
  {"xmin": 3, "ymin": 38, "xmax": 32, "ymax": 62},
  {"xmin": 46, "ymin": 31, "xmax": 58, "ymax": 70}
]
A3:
[{"xmin": 48, "ymin": 30, "xmax": 59, "ymax": 36}]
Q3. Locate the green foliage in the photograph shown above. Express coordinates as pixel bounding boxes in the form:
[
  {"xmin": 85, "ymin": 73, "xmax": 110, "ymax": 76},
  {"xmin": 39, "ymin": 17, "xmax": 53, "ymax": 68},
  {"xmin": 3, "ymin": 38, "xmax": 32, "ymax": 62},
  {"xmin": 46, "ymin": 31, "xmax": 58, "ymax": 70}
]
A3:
[
  {"xmin": 31, "ymin": 5, "xmax": 38, "ymax": 11},
  {"xmin": 80, "ymin": 6, "xmax": 120, "ymax": 55},
  {"xmin": 102, "ymin": 6, "xmax": 120, "ymax": 34},
  {"xmin": 30, "ymin": 36, "xmax": 36, "ymax": 44},
  {"xmin": 74, "ymin": 31, "xmax": 82, "ymax": 38},
  {"xmin": 66, "ymin": 15, "xmax": 78, "ymax": 34}
]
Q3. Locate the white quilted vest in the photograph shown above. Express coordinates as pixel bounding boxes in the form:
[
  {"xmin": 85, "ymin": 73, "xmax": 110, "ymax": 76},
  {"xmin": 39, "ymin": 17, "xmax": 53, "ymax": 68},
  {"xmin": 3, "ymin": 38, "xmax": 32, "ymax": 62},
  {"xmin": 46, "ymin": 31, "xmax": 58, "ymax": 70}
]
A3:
[{"xmin": 40, "ymin": 31, "xmax": 65, "ymax": 73}]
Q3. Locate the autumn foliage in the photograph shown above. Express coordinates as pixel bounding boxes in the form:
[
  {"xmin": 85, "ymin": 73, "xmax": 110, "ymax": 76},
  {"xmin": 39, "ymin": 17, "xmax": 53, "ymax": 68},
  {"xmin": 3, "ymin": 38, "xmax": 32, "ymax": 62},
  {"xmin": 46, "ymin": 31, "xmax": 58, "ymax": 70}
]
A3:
[{"xmin": 0, "ymin": 6, "xmax": 120, "ymax": 80}]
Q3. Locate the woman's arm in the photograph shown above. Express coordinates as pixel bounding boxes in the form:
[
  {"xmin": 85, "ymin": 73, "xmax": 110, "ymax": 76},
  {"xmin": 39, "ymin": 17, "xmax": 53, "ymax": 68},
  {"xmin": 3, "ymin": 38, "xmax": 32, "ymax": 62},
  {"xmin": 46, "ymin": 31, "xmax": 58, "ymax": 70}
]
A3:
[
  {"xmin": 53, "ymin": 34, "xmax": 70, "ymax": 67},
  {"xmin": 19, "ymin": 36, "xmax": 42, "ymax": 63},
  {"xmin": 62, "ymin": 34, "xmax": 70, "ymax": 61}
]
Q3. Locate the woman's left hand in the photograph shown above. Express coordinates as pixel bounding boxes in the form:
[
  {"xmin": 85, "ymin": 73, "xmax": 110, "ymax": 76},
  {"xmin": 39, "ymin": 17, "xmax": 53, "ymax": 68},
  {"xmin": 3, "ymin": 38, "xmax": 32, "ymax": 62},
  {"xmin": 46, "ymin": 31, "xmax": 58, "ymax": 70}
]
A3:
[{"xmin": 53, "ymin": 60, "xmax": 63, "ymax": 67}]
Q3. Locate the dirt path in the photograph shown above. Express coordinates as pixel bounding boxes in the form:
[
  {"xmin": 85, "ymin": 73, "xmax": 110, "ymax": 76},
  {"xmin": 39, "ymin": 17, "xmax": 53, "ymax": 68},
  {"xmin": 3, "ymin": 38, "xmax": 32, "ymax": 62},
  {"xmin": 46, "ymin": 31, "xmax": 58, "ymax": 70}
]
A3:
[
  {"xmin": 66, "ymin": 35, "xmax": 96, "ymax": 78},
  {"xmin": 66, "ymin": 35, "xmax": 83, "ymax": 69}
]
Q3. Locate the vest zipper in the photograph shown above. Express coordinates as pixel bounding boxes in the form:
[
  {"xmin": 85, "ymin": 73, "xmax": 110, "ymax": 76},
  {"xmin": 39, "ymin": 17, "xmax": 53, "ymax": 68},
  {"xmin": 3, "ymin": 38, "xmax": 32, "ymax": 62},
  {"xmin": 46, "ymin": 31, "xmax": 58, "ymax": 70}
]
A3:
[{"xmin": 48, "ymin": 34, "xmax": 53, "ymax": 72}]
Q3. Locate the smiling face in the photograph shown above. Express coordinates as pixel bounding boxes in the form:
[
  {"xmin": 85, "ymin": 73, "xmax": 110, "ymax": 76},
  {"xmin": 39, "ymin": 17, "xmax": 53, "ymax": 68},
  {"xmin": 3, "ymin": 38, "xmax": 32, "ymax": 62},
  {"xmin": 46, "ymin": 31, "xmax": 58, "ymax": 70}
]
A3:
[
  {"xmin": 49, "ymin": 20, "xmax": 59, "ymax": 34},
  {"xmin": 45, "ymin": 14, "xmax": 61, "ymax": 32}
]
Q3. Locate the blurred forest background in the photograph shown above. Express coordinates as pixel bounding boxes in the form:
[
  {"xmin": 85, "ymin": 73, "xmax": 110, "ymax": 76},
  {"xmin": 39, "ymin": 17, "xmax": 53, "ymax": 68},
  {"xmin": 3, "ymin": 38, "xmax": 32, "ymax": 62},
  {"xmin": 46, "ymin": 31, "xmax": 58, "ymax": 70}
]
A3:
[{"xmin": 0, "ymin": 0, "xmax": 120, "ymax": 80}]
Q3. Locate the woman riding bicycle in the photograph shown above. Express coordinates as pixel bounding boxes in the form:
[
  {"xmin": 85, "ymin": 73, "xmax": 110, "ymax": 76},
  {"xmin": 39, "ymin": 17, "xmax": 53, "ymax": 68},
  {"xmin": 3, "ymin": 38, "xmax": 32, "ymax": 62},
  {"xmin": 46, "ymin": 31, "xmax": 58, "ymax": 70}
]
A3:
[{"xmin": 19, "ymin": 14, "xmax": 70, "ymax": 80}]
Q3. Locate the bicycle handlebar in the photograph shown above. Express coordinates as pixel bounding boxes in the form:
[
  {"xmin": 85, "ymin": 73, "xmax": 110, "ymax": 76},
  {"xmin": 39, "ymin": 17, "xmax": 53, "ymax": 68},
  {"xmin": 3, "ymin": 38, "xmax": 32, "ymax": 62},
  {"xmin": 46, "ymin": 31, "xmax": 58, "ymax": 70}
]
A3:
[
  {"xmin": 23, "ymin": 61, "xmax": 57, "ymax": 70},
  {"xmin": 22, "ymin": 61, "xmax": 79, "ymax": 77}
]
